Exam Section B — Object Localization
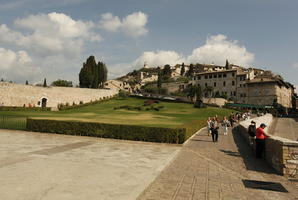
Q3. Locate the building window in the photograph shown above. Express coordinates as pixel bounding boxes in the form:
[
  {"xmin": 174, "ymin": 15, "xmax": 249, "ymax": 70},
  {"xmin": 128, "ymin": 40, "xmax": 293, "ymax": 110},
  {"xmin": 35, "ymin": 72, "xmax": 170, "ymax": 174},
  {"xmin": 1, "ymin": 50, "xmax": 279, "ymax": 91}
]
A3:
[
  {"xmin": 223, "ymin": 81, "xmax": 226, "ymax": 86},
  {"xmin": 209, "ymin": 75, "xmax": 212, "ymax": 79},
  {"xmin": 214, "ymin": 82, "xmax": 216, "ymax": 87},
  {"xmin": 198, "ymin": 76, "xmax": 201, "ymax": 80},
  {"xmin": 223, "ymin": 74, "xmax": 227, "ymax": 78},
  {"xmin": 232, "ymin": 81, "xmax": 235, "ymax": 86},
  {"xmin": 213, "ymin": 74, "xmax": 217, "ymax": 78},
  {"xmin": 234, "ymin": 91, "xmax": 236, "ymax": 96},
  {"xmin": 232, "ymin": 73, "xmax": 235, "ymax": 77},
  {"xmin": 205, "ymin": 75, "xmax": 208, "ymax": 79},
  {"xmin": 205, "ymin": 83, "xmax": 208, "ymax": 87}
]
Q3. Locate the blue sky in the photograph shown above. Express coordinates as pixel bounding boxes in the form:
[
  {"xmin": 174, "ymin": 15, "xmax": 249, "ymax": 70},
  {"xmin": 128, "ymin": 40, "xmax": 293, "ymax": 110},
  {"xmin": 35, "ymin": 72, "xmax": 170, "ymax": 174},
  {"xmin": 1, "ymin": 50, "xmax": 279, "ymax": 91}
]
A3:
[{"xmin": 0, "ymin": 0, "xmax": 297, "ymax": 89}]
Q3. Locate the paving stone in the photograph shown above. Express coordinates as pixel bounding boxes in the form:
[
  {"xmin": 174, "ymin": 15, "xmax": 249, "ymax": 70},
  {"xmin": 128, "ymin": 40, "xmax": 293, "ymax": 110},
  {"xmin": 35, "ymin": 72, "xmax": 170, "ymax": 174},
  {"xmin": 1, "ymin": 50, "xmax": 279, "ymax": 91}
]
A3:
[{"xmin": 137, "ymin": 125, "xmax": 298, "ymax": 200}]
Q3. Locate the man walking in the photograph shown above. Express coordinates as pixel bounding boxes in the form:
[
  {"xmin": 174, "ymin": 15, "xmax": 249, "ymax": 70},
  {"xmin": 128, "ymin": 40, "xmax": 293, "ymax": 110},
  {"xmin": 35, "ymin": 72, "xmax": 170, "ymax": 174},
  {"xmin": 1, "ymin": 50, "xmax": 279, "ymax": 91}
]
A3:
[
  {"xmin": 210, "ymin": 117, "xmax": 219, "ymax": 142},
  {"xmin": 255, "ymin": 123, "xmax": 269, "ymax": 158}
]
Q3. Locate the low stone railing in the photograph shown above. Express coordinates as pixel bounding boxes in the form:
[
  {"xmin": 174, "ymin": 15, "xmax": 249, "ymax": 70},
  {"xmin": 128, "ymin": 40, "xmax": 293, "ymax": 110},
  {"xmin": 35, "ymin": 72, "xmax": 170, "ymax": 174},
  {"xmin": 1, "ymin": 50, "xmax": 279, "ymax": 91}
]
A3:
[{"xmin": 237, "ymin": 114, "xmax": 298, "ymax": 177}]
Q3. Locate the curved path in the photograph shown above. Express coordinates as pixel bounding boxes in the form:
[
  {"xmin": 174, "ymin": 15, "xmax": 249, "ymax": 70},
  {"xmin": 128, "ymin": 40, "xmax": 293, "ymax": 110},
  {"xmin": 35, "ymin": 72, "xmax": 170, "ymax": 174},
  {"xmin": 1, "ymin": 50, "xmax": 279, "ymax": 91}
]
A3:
[{"xmin": 138, "ymin": 126, "xmax": 298, "ymax": 200}]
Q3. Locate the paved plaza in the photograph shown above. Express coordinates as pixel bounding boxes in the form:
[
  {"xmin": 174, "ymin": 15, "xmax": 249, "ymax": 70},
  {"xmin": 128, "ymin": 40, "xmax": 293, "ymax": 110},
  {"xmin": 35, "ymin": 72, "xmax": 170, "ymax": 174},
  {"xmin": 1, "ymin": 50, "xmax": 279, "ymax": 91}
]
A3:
[
  {"xmin": 0, "ymin": 129, "xmax": 180, "ymax": 200},
  {"xmin": 1, "ymin": 122, "xmax": 298, "ymax": 200},
  {"xmin": 138, "ymin": 126, "xmax": 298, "ymax": 200}
]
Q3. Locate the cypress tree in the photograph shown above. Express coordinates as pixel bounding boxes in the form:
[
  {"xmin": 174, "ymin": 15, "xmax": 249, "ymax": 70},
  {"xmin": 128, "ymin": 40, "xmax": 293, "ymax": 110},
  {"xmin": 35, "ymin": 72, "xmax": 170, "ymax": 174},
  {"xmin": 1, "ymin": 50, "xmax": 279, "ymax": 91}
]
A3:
[{"xmin": 43, "ymin": 78, "xmax": 47, "ymax": 87}]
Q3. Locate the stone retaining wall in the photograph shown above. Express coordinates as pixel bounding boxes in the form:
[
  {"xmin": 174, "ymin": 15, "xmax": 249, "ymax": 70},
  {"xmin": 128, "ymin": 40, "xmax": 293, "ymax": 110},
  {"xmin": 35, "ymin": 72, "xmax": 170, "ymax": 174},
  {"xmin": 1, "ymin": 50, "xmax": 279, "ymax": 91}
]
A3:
[
  {"xmin": 238, "ymin": 114, "xmax": 298, "ymax": 177},
  {"xmin": 0, "ymin": 82, "xmax": 118, "ymax": 109}
]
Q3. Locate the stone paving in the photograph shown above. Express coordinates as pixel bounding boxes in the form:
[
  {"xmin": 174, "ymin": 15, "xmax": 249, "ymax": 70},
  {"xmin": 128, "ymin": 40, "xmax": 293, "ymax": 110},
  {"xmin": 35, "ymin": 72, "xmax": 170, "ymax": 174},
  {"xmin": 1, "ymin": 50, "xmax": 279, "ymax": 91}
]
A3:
[
  {"xmin": 137, "ymin": 126, "xmax": 298, "ymax": 200},
  {"xmin": 0, "ymin": 129, "xmax": 180, "ymax": 200}
]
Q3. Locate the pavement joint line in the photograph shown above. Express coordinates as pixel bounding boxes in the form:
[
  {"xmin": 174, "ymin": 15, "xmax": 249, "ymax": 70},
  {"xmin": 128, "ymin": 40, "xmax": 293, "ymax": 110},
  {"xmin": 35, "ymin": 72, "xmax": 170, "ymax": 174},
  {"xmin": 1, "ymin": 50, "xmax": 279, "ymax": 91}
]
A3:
[
  {"xmin": 190, "ymin": 176, "xmax": 196, "ymax": 200},
  {"xmin": 183, "ymin": 147, "xmax": 246, "ymax": 180},
  {"xmin": 205, "ymin": 164, "xmax": 209, "ymax": 200},
  {"xmin": 172, "ymin": 174, "xmax": 185, "ymax": 200}
]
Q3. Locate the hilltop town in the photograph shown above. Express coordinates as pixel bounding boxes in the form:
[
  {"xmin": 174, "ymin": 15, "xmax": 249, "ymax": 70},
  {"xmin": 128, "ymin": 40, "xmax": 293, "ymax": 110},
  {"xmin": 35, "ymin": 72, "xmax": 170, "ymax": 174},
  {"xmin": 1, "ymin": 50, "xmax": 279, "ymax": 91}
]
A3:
[{"xmin": 104, "ymin": 61, "xmax": 298, "ymax": 112}]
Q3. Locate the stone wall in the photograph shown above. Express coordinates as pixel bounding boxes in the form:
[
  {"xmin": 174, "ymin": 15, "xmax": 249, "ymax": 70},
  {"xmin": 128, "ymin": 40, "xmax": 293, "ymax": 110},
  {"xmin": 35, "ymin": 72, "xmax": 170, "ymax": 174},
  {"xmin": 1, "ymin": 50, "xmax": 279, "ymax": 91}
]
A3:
[
  {"xmin": 202, "ymin": 97, "xmax": 227, "ymax": 107},
  {"xmin": 238, "ymin": 114, "xmax": 298, "ymax": 177},
  {"xmin": 0, "ymin": 82, "xmax": 118, "ymax": 109}
]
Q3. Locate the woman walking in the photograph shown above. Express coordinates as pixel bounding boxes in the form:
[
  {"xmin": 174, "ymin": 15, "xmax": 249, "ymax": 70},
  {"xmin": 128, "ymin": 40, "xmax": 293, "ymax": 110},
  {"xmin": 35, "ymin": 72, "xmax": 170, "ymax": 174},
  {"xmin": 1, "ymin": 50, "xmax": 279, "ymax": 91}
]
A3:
[
  {"xmin": 222, "ymin": 116, "xmax": 230, "ymax": 135},
  {"xmin": 206, "ymin": 117, "xmax": 212, "ymax": 136}
]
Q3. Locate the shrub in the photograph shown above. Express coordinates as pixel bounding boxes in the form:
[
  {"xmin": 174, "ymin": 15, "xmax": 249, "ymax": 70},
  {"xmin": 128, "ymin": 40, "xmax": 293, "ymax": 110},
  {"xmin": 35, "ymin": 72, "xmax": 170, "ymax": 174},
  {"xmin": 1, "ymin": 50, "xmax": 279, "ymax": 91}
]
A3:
[{"xmin": 26, "ymin": 119, "xmax": 187, "ymax": 144}]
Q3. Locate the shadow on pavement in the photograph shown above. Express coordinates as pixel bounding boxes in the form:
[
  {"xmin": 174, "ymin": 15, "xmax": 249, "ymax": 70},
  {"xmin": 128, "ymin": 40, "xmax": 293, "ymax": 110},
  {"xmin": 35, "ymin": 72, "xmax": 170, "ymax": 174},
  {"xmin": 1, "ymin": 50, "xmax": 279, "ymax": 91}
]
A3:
[
  {"xmin": 231, "ymin": 127, "xmax": 278, "ymax": 175},
  {"xmin": 219, "ymin": 149, "xmax": 241, "ymax": 157}
]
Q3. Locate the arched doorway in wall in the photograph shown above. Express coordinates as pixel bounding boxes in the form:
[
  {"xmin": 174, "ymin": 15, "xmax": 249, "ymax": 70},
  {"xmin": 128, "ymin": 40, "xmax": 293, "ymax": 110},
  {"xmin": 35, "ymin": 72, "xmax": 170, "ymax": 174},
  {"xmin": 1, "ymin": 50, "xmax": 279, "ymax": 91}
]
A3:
[{"xmin": 41, "ymin": 98, "xmax": 47, "ymax": 108}]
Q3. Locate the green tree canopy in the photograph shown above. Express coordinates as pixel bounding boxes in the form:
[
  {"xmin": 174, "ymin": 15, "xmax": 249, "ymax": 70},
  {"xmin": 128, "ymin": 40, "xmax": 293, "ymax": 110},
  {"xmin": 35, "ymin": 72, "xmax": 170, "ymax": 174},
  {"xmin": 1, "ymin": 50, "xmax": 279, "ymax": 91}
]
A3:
[
  {"xmin": 51, "ymin": 79, "xmax": 73, "ymax": 87},
  {"xmin": 79, "ymin": 56, "xmax": 108, "ymax": 88}
]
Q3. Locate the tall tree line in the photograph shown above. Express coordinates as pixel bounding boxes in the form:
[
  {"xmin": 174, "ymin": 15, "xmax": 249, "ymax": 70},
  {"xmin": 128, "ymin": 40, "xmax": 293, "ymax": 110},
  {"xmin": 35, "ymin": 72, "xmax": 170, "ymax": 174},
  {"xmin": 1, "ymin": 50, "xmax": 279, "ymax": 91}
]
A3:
[{"xmin": 79, "ymin": 56, "xmax": 108, "ymax": 88}]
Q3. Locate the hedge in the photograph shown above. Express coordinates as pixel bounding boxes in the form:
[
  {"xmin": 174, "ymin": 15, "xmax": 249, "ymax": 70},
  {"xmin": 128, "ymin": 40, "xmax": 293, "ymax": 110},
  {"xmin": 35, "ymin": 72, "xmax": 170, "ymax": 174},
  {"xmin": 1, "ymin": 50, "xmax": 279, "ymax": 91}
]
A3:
[
  {"xmin": 0, "ymin": 106, "xmax": 51, "ymax": 111},
  {"xmin": 26, "ymin": 119, "xmax": 187, "ymax": 144},
  {"xmin": 183, "ymin": 119, "xmax": 206, "ymax": 139}
]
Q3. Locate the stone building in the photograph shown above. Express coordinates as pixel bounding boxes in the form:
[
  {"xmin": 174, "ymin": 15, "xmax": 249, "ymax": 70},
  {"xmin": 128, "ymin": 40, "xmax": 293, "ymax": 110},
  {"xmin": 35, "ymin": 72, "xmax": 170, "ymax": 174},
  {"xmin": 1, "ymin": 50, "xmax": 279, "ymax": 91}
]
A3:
[
  {"xmin": 192, "ymin": 67, "xmax": 254, "ymax": 101},
  {"xmin": 191, "ymin": 64, "xmax": 294, "ymax": 108},
  {"xmin": 246, "ymin": 78, "xmax": 294, "ymax": 108}
]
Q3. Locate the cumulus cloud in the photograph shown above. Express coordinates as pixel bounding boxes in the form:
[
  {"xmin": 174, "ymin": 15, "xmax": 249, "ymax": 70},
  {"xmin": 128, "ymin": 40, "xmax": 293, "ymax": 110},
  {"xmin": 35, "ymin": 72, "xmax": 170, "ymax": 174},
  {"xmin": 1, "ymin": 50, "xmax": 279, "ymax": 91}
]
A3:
[
  {"xmin": 187, "ymin": 34, "xmax": 254, "ymax": 66},
  {"xmin": 130, "ymin": 34, "xmax": 254, "ymax": 69},
  {"xmin": 0, "ymin": 48, "xmax": 40, "ymax": 81},
  {"xmin": 99, "ymin": 11, "xmax": 148, "ymax": 37},
  {"xmin": 133, "ymin": 50, "xmax": 185, "ymax": 68},
  {"xmin": 0, "ymin": 12, "xmax": 101, "ymax": 57},
  {"xmin": 293, "ymin": 63, "xmax": 298, "ymax": 69},
  {"xmin": 99, "ymin": 13, "xmax": 121, "ymax": 32}
]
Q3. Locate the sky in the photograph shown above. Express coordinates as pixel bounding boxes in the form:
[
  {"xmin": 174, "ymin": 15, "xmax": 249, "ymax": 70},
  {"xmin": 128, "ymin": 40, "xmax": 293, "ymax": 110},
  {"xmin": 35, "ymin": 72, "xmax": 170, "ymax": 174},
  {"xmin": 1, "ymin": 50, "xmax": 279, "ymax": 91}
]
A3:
[{"xmin": 0, "ymin": 0, "xmax": 297, "ymax": 90}]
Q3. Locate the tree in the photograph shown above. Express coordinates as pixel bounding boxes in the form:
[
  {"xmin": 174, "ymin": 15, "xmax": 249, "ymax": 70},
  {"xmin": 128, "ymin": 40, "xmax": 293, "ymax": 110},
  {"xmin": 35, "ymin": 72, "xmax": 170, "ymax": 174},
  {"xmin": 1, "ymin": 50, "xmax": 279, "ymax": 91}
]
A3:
[
  {"xmin": 98, "ymin": 61, "xmax": 108, "ymax": 88},
  {"xmin": 188, "ymin": 85, "xmax": 202, "ymax": 102},
  {"xmin": 162, "ymin": 64, "xmax": 171, "ymax": 80},
  {"xmin": 79, "ymin": 56, "xmax": 108, "ymax": 88},
  {"xmin": 180, "ymin": 63, "xmax": 185, "ymax": 76},
  {"xmin": 225, "ymin": 59, "xmax": 229, "ymax": 69},
  {"xmin": 25, "ymin": 80, "xmax": 29, "ymax": 85},
  {"xmin": 204, "ymin": 86, "xmax": 214, "ymax": 98},
  {"xmin": 157, "ymin": 70, "xmax": 162, "ymax": 89},
  {"xmin": 187, "ymin": 64, "xmax": 194, "ymax": 77},
  {"xmin": 51, "ymin": 79, "xmax": 73, "ymax": 87},
  {"xmin": 43, "ymin": 78, "xmax": 47, "ymax": 87}
]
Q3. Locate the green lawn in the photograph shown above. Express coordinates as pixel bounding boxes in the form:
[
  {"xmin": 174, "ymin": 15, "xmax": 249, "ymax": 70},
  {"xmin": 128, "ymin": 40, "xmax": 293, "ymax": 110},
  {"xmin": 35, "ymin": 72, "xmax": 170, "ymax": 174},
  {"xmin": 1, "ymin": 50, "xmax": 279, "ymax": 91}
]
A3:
[{"xmin": 0, "ymin": 97, "xmax": 235, "ymax": 129}]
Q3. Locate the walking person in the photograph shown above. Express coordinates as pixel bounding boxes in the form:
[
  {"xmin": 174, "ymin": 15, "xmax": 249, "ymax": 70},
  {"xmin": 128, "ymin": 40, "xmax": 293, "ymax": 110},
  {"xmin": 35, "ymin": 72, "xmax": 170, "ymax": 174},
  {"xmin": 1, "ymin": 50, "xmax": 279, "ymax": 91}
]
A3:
[
  {"xmin": 247, "ymin": 121, "xmax": 256, "ymax": 145},
  {"xmin": 229, "ymin": 114, "xmax": 234, "ymax": 127},
  {"xmin": 255, "ymin": 123, "xmax": 270, "ymax": 158},
  {"xmin": 222, "ymin": 116, "xmax": 230, "ymax": 135},
  {"xmin": 210, "ymin": 117, "xmax": 219, "ymax": 142},
  {"xmin": 206, "ymin": 117, "xmax": 212, "ymax": 136}
]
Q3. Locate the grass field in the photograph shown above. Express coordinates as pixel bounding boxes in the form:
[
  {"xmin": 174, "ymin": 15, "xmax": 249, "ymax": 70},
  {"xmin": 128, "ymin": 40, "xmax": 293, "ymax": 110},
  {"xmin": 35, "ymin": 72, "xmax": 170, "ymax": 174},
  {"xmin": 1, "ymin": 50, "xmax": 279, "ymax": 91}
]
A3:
[{"xmin": 0, "ymin": 98, "xmax": 235, "ymax": 129}]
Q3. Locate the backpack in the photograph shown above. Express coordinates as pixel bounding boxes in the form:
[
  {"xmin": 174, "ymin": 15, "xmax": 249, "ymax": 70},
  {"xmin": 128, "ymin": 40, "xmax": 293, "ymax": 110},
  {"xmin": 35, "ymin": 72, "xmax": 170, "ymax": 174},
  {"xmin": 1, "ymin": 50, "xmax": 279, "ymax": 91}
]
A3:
[{"xmin": 248, "ymin": 125, "xmax": 256, "ymax": 137}]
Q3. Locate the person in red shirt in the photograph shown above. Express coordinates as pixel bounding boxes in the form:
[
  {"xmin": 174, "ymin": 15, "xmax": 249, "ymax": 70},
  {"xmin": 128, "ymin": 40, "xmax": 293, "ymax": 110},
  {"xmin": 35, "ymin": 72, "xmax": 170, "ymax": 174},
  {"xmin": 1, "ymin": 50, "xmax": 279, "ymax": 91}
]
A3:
[{"xmin": 255, "ymin": 123, "xmax": 270, "ymax": 158}]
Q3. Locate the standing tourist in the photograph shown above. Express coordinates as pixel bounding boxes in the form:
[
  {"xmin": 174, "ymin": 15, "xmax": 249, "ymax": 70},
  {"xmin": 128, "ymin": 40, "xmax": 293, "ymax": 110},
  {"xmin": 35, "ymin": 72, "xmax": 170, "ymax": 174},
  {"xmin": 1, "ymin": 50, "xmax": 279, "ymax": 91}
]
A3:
[
  {"xmin": 206, "ymin": 117, "xmax": 212, "ymax": 136},
  {"xmin": 229, "ymin": 114, "xmax": 234, "ymax": 127},
  {"xmin": 210, "ymin": 117, "xmax": 219, "ymax": 142},
  {"xmin": 222, "ymin": 116, "xmax": 230, "ymax": 135},
  {"xmin": 247, "ymin": 121, "xmax": 256, "ymax": 145},
  {"xmin": 255, "ymin": 123, "xmax": 269, "ymax": 158}
]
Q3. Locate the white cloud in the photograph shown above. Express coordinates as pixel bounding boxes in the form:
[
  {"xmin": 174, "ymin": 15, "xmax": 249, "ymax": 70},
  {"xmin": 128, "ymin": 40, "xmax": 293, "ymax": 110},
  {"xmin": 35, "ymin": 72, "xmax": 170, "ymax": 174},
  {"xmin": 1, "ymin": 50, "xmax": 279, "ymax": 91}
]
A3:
[
  {"xmin": 293, "ymin": 63, "xmax": 298, "ymax": 69},
  {"xmin": 0, "ymin": 12, "xmax": 101, "ymax": 57},
  {"xmin": 130, "ymin": 34, "xmax": 254, "ymax": 69},
  {"xmin": 99, "ymin": 11, "xmax": 148, "ymax": 37},
  {"xmin": 99, "ymin": 13, "xmax": 121, "ymax": 32},
  {"xmin": 133, "ymin": 50, "xmax": 185, "ymax": 68},
  {"xmin": 0, "ymin": 48, "xmax": 40, "ymax": 81},
  {"xmin": 187, "ymin": 34, "xmax": 254, "ymax": 66}
]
